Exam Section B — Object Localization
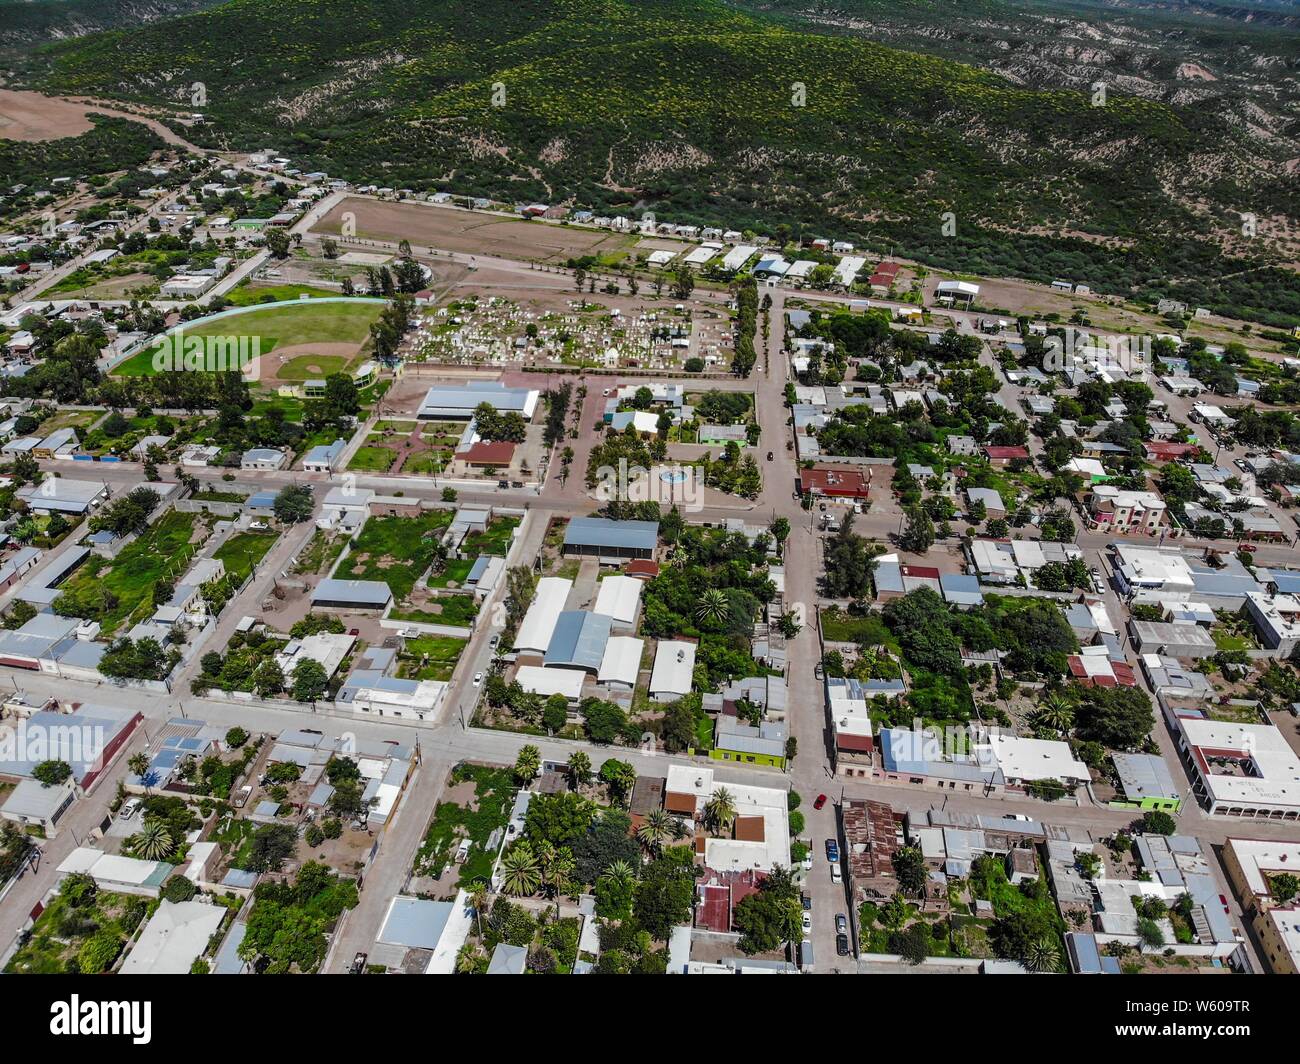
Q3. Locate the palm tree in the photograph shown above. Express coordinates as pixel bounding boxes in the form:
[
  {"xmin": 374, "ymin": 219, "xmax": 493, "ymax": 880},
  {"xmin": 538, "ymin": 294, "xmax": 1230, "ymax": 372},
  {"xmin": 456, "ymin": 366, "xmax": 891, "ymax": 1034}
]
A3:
[
  {"xmin": 455, "ymin": 944, "xmax": 484, "ymax": 974},
  {"xmin": 132, "ymin": 819, "xmax": 175, "ymax": 861},
  {"xmin": 513, "ymin": 745, "xmax": 540, "ymax": 785},
  {"xmin": 703, "ymin": 787, "xmax": 737, "ymax": 835},
  {"xmin": 695, "ymin": 588, "xmax": 729, "ymax": 626},
  {"xmin": 499, "ymin": 844, "xmax": 541, "ymax": 897},
  {"xmin": 636, "ymin": 809, "xmax": 673, "ymax": 855},
  {"xmin": 568, "ymin": 751, "xmax": 592, "ymax": 789},
  {"xmin": 1034, "ymin": 693, "xmax": 1075, "ymax": 734},
  {"xmin": 465, "ymin": 878, "xmax": 490, "ymax": 938},
  {"xmin": 542, "ymin": 850, "xmax": 575, "ymax": 917},
  {"xmin": 127, "ymin": 752, "xmax": 151, "ymax": 788},
  {"xmin": 599, "ymin": 859, "xmax": 637, "ymax": 893},
  {"xmin": 1023, "ymin": 936, "xmax": 1062, "ymax": 974}
]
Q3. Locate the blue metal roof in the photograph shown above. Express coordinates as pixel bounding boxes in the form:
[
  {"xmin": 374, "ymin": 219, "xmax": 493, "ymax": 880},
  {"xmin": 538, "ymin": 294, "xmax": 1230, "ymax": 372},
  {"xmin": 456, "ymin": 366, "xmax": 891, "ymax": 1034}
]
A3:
[
  {"xmin": 563, "ymin": 517, "xmax": 658, "ymax": 551},
  {"xmin": 544, "ymin": 611, "xmax": 613, "ymax": 670},
  {"xmin": 311, "ymin": 578, "xmax": 392, "ymax": 606}
]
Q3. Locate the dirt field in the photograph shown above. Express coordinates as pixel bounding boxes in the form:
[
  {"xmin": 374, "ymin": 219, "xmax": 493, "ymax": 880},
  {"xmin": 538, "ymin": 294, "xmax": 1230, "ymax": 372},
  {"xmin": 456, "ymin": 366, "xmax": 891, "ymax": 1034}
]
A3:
[
  {"xmin": 312, "ymin": 197, "xmax": 633, "ymax": 263},
  {"xmin": 0, "ymin": 89, "xmax": 97, "ymax": 141},
  {"xmin": 259, "ymin": 342, "xmax": 360, "ymax": 381}
]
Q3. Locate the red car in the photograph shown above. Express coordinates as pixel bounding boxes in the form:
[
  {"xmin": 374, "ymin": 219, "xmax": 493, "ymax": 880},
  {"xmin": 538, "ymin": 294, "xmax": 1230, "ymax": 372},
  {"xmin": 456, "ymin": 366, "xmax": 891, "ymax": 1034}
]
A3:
[
  {"xmin": 813, "ymin": 794, "xmax": 828, "ymax": 810},
  {"xmin": 1239, "ymin": 544, "xmax": 1257, "ymax": 553}
]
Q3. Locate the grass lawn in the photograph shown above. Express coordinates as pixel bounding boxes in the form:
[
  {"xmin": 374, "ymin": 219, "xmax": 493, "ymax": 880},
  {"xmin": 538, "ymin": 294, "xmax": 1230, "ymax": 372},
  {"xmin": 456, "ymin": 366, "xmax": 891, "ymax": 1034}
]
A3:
[
  {"xmin": 192, "ymin": 490, "xmax": 248, "ymax": 503},
  {"xmin": 276, "ymin": 353, "xmax": 353, "ymax": 380},
  {"xmin": 338, "ymin": 511, "xmax": 453, "ymax": 601},
  {"xmin": 214, "ymin": 530, "xmax": 279, "ymax": 582},
  {"xmin": 414, "ymin": 764, "xmax": 517, "ymax": 884},
  {"xmin": 820, "ymin": 607, "xmax": 900, "ymax": 651},
  {"xmin": 398, "ymin": 635, "xmax": 468, "ymax": 681},
  {"xmin": 428, "ymin": 558, "xmax": 474, "ymax": 588},
  {"xmin": 225, "ymin": 283, "xmax": 340, "ymax": 306},
  {"xmin": 404, "ymin": 450, "xmax": 448, "ymax": 474},
  {"xmin": 115, "ymin": 301, "xmax": 383, "ymax": 375},
  {"xmin": 347, "ymin": 445, "xmax": 397, "ymax": 472},
  {"xmin": 463, "ymin": 516, "xmax": 520, "ymax": 557},
  {"xmin": 34, "ymin": 408, "xmax": 101, "ymax": 434},
  {"xmin": 373, "ymin": 420, "xmax": 419, "ymax": 434},
  {"xmin": 55, "ymin": 509, "xmax": 199, "ymax": 635},
  {"xmin": 1211, "ymin": 628, "xmax": 1255, "ymax": 652},
  {"xmin": 393, "ymin": 594, "xmax": 480, "ymax": 629}
]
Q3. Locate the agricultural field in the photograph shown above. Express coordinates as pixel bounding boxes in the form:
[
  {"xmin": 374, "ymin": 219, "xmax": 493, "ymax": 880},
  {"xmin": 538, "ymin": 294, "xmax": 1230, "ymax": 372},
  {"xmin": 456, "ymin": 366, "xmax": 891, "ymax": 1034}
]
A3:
[{"xmin": 314, "ymin": 196, "xmax": 632, "ymax": 264}]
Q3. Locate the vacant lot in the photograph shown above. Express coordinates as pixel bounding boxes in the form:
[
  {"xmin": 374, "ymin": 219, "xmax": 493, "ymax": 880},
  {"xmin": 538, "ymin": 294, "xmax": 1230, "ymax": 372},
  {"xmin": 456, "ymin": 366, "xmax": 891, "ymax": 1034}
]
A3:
[
  {"xmin": 214, "ymin": 530, "xmax": 280, "ymax": 582},
  {"xmin": 336, "ymin": 511, "xmax": 453, "ymax": 601},
  {"xmin": 55, "ymin": 509, "xmax": 201, "ymax": 635},
  {"xmin": 0, "ymin": 89, "xmax": 97, "ymax": 141},
  {"xmin": 312, "ymin": 197, "xmax": 632, "ymax": 264}
]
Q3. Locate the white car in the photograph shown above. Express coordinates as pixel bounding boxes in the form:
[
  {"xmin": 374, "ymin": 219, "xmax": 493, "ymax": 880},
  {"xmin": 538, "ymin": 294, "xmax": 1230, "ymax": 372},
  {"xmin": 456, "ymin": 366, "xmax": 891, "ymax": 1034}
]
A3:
[
  {"xmin": 473, "ymin": 672, "xmax": 483, "ymax": 686},
  {"xmin": 830, "ymin": 865, "xmax": 842, "ymax": 884},
  {"xmin": 802, "ymin": 912, "xmax": 813, "ymax": 934}
]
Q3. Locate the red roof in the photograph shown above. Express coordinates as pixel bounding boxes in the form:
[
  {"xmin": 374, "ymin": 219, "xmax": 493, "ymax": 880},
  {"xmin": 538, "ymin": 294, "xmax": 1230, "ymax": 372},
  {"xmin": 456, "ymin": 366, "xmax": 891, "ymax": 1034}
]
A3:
[
  {"xmin": 460, "ymin": 441, "xmax": 515, "ymax": 465},
  {"xmin": 875, "ymin": 261, "xmax": 901, "ymax": 276},
  {"xmin": 696, "ymin": 884, "xmax": 730, "ymax": 933},
  {"xmin": 983, "ymin": 446, "xmax": 1029, "ymax": 460},
  {"xmin": 798, "ymin": 465, "xmax": 871, "ymax": 498},
  {"xmin": 836, "ymin": 733, "xmax": 875, "ymax": 754},
  {"xmin": 625, "ymin": 560, "xmax": 660, "ymax": 579},
  {"xmin": 1144, "ymin": 442, "xmax": 1198, "ymax": 459},
  {"xmin": 901, "ymin": 564, "xmax": 940, "ymax": 580}
]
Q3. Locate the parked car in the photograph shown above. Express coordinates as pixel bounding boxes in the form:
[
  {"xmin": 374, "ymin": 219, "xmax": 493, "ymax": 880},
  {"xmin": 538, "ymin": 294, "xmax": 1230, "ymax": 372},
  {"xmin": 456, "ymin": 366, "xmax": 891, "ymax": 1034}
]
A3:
[
  {"xmin": 825, "ymin": 839, "xmax": 839, "ymax": 862},
  {"xmin": 1240, "ymin": 543, "xmax": 1257, "ymax": 553},
  {"xmin": 489, "ymin": 634, "xmax": 500, "ymax": 647},
  {"xmin": 473, "ymin": 672, "xmax": 483, "ymax": 686},
  {"xmin": 1003, "ymin": 813, "xmax": 1031, "ymax": 822},
  {"xmin": 802, "ymin": 893, "xmax": 812, "ymax": 912},
  {"xmin": 836, "ymin": 933, "xmax": 850, "ymax": 956},
  {"xmin": 813, "ymin": 793, "xmax": 828, "ymax": 810},
  {"xmin": 119, "ymin": 798, "xmax": 142, "ymax": 821},
  {"xmin": 350, "ymin": 952, "xmax": 368, "ymax": 974},
  {"xmin": 830, "ymin": 865, "xmax": 842, "ymax": 884},
  {"xmin": 766, "ymin": 451, "xmax": 774, "ymax": 461},
  {"xmin": 802, "ymin": 912, "xmax": 813, "ymax": 934},
  {"xmin": 835, "ymin": 913, "xmax": 848, "ymax": 934}
]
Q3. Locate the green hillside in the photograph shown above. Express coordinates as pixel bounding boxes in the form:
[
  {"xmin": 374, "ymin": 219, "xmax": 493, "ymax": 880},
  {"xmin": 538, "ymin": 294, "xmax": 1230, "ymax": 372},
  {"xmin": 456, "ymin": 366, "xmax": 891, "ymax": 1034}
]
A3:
[{"xmin": 16, "ymin": 0, "xmax": 1300, "ymax": 323}]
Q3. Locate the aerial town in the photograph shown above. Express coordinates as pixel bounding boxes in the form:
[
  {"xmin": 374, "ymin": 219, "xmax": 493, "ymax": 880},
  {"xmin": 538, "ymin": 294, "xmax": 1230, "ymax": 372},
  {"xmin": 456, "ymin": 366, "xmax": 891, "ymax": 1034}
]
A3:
[{"xmin": 0, "ymin": 5, "xmax": 1297, "ymax": 1007}]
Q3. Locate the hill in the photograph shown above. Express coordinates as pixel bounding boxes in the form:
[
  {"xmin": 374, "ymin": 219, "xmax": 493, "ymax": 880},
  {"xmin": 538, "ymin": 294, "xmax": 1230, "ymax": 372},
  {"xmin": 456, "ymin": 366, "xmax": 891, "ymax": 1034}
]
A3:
[{"xmin": 13, "ymin": 0, "xmax": 1300, "ymax": 323}]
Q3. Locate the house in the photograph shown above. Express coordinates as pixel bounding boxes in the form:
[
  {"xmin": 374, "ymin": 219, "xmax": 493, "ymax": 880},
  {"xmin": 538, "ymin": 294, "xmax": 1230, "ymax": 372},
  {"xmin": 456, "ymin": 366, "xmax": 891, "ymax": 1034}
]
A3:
[
  {"xmin": 966, "ymin": 486, "xmax": 1005, "ymax": 516},
  {"xmin": 1110, "ymin": 753, "xmax": 1182, "ymax": 813},
  {"xmin": 562, "ymin": 517, "xmax": 658, "ymax": 561},
  {"xmin": 650, "ymin": 639, "xmax": 696, "ymax": 701},
  {"xmin": 16, "ymin": 478, "xmax": 108, "ymax": 515},
  {"xmin": 371, "ymin": 895, "xmax": 462, "ymax": 974},
  {"xmin": 947, "ymin": 435, "xmax": 978, "ymax": 457},
  {"xmin": 1086, "ymin": 485, "xmax": 1167, "ymax": 531},
  {"xmin": 34, "ymin": 427, "xmax": 79, "ymax": 459},
  {"xmin": 121, "ymin": 900, "xmax": 226, "ymax": 974},
  {"xmin": 56, "ymin": 848, "xmax": 173, "ymax": 897},
  {"xmin": 592, "ymin": 574, "xmax": 643, "ymax": 627},
  {"xmin": 711, "ymin": 714, "xmax": 787, "ymax": 770},
  {"xmin": 826, "ymin": 676, "xmax": 883, "ymax": 778},
  {"xmin": 543, "ymin": 611, "xmax": 613, "ymax": 673},
  {"xmin": 797, "ymin": 465, "xmax": 870, "ymax": 500},
  {"xmin": 665, "ymin": 762, "xmax": 791, "ymax": 871},
  {"xmin": 514, "ymin": 577, "xmax": 573, "ymax": 655},
  {"xmin": 1128, "ymin": 619, "xmax": 1217, "ymax": 658},
  {"xmin": 0, "ymin": 778, "xmax": 76, "ymax": 837},
  {"xmin": 240, "ymin": 447, "xmax": 287, "ymax": 471},
  {"xmin": 1065, "ymin": 457, "xmax": 1109, "ymax": 483},
  {"xmin": 302, "ymin": 438, "xmax": 346, "ymax": 473},
  {"xmin": 309, "ymin": 578, "xmax": 393, "ymax": 611},
  {"xmin": 596, "ymin": 635, "xmax": 643, "ymax": 691},
  {"xmin": 487, "ymin": 942, "xmax": 529, "ymax": 974},
  {"xmin": 1143, "ymin": 441, "xmax": 1200, "ymax": 463},
  {"xmin": 982, "ymin": 445, "xmax": 1029, "ymax": 467},
  {"xmin": 1221, "ymin": 838, "xmax": 1300, "ymax": 974},
  {"xmin": 1243, "ymin": 592, "xmax": 1300, "ymax": 658},
  {"xmin": 0, "ymin": 702, "xmax": 140, "ymax": 791}
]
